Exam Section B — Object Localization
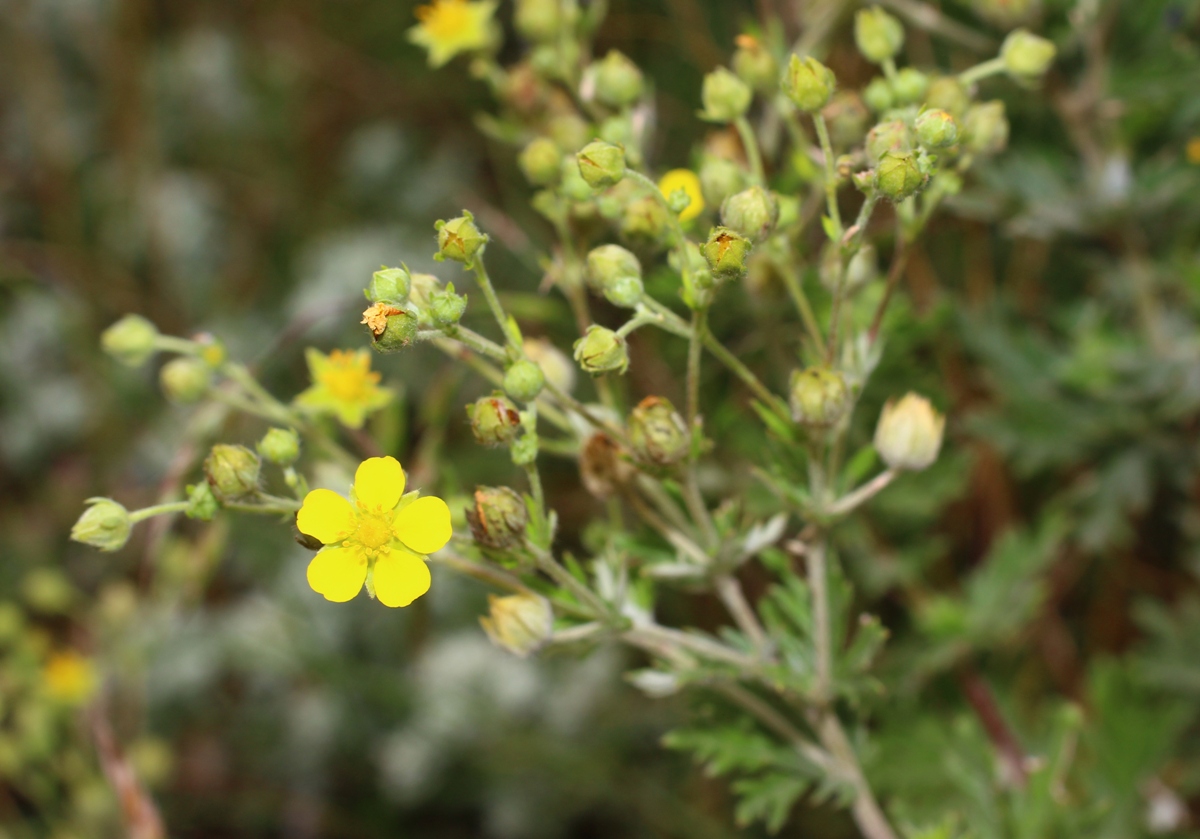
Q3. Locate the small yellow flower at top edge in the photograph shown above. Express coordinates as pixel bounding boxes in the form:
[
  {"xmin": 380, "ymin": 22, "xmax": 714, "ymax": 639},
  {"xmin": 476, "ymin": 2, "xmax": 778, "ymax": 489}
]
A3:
[
  {"xmin": 296, "ymin": 456, "xmax": 452, "ymax": 607},
  {"xmin": 408, "ymin": 0, "xmax": 498, "ymax": 68},
  {"xmin": 295, "ymin": 348, "xmax": 393, "ymax": 430},
  {"xmin": 1187, "ymin": 137, "xmax": 1200, "ymax": 166},
  {"xmin": 658, "ymin": 169, "xmax": 706, "ymax": 223},
  {"xmin": 42, "ymin": 650, "xmax": 97, "ymax": 705}
]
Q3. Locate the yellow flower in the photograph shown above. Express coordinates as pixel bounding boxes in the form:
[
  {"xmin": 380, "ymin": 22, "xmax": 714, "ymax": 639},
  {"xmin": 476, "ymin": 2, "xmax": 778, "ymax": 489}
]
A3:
[
  {"xmin": 295, "ymin": 348, "xmax": 393, "ymax": 429},
  {"xmin": 1187, "ymin": 137, "xmax": 1200, "ymax": 166},
  {"xmin": 408, "ymin": 0, "xmax": 498, "ymax": 68},
  {"xmin": 43, "ymin": 650, "xmax": 97, "ymax": 704},
  {"xmin": 296, "ymin": 456, "xmax": 451, "ymax": 607},
  {"xmin": 658, "ymin": 168, "xmax": 706, "ymax": 222}
]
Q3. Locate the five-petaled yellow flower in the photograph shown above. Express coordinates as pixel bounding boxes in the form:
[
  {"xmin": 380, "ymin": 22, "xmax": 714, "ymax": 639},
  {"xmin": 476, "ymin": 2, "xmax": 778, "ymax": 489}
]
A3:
[
  {"xmin": 295, "ymin": 348, "xmax": 392, "ymax": 429},
  {"xmin": 297, "ymin": 456, "xmax": 451, "ymax": 607},
  {"xmin": 658, "ymin": 169, "xmax": 706, "ymax": 222},
  {"xmin": 408, "ymin": 0, "xmax": 498, "ymax": 68}
]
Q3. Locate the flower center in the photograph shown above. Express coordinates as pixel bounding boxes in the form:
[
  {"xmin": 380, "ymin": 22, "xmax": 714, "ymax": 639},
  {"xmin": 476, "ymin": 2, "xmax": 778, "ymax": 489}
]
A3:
[
  {"xmin": 416, "ymin": 0, "xmax": 471, "ymax": 41},
  {"xmin": 353, "ymin": 513, "xmax": 393, "ymax": 553}
]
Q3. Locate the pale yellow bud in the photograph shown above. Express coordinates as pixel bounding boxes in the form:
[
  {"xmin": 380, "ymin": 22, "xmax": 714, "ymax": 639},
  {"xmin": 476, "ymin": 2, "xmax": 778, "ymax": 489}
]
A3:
[
  {"xmin": 873, "ymin": 393, "xmax": 945, "ymax": 471},
  {"xmin": 479, "ymin": 592, "xmax": 553, "ymax": 657}
]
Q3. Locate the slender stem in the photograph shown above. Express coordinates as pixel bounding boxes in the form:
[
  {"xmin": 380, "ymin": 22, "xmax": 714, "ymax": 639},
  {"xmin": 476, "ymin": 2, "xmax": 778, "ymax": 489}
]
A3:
[
  {"xmin": 542, "ymin": 378, "xmax": 628, "ymax": 443},
  {"xmin": 734, "ymin": 116, "xmax": 766, "ymax": 185},
  {"xmin": 826, "ymin": 470, "xmax": 896, "ymax": 517},
  {"xmin": 715, "ymin": 575, "xmax": 770, "ymax": 655},
  {"xmin": 780, "ymin": 267, "xmax": 825, "ymax": 353},
  {"xmin": 958, "ymin": 56, "xmax": 1007, "ymax": 87},
  {"xmin": 712, "ymin": 682, "xmax": 836, "ymax": 775},
  {"xmin": 442, "ymin": 325, "xmax": 508, "ymax": 361},
  {"xmin": 529, "ymin": 545, "xmax": 611, "ymax": 617},
  {"xmin": 808, "ymin": 539, "xmax": 832, "ymax": 702},
  {"xmin": 686, "ymin": 309, "xmax": 705, "ymax": 429},
  {"xmin": 813, "ymin": 712, "xmax": 899, "ymax": 839},
  {"xmin": 471, "ymin": 252, "xmax": 519, "ymax": 351},
  {"xmin": 868, "ymin": 234, "xmax": 910, "ymax": 345},
  {"xmin": 881, "ymin": 57, "xmax": 898, "ymax": 83},
  {"xmin": 624, "ymin": 623, "xmax": 757, "ymax": 669},
  {"xmin": 813, "ymin": 114, "xmax": 842, "ymax": 239},
  {"xmin": 878, "ymin": 0, "xmax": 996, "ymax": 52},
  {"xmin": 129, "ymin": 501, "xmax": 190, "ymax": 523},
  {"xmin": 524, "ymin": 462, "xmax": 545, "ymax": 522},
  {"xmin": 153, "ymin": 335, "xmax": 199, "ymax": 356},
  {"xmin": 701, "ymin": 331, "xmax": 790, "ymax": 421}
]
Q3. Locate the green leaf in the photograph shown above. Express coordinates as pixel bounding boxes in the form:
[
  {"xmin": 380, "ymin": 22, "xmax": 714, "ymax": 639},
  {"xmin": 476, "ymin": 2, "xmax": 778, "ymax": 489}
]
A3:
[{"xmin": 732, "ymin": 772, "xmax": 810, "ymax": 833}]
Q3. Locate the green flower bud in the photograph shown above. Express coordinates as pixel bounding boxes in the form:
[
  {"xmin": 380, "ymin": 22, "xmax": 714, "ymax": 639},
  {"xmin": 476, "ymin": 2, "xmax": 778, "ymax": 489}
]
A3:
[
  {"xmin": 434, "ymin": 211, "xmax": 488, "ymax": 264},
  {"xmin": 876, "ymin": 150, "xmax": 926, "ymax": 201},
  {"xmin": 823, "ymin": 91, "xmax": 870, "ymax": 147},
  {"xmin": 518, "ymin": 137, "xmax": 563, "ymax": 186},
  {"xmin": 789, "ymin": 367, "xmax": 849, "ymax": 428},
  {"xmin": 619, "ymin": 195, "xmax": 669, "ymax": 248},
  {"xmin": 514, "ymin": 0, "xmax": 565, "ymax": 42},
  {"xmin": 467, "ymin": 395, "xmax": 522, "ymax": 446},
  {"xmin": 586, "ymin": 244, "xmax": 643, "ymax": 308},
  {"xmin": 874, "ymin": 392, "xmax": 945, "ymax": 471},
  {"xmin": 101, "ymin": 314, "xmax": 159, "ymax": 367},
  {"xmin": 1000, "ymin": 29, "xmax": 1056, "ymax": 83},
  {"xmin": 159, "ymin": 357, "xmax": 211, "ymax": 404},
  {"xmin": 185, "ymin": 481, "xmax": 219, "ymax": 521},
  {"xmin": 257, "ymin": 427, "xmax": 300, "ymax": 466},
  {"xmin": 576, "ymin": 140, "xmax": 626, "ymax": 189},
  {"xmin": 971, "ymin": 0, "xmax": 1037, "ymax": 27},
  {"xmin": 70, "ymin": 498, "xmax": 132, "ymax": 552},
  {"xmin": 591, "ymin": 50, "xmax": 644, "ymax": 108},
  {"xmin": 204, "ymin": 444, "xmax": 262, "ymax": 500},
  {"xmin": 559, "ymin": 155, "xmax": 597, "ymax": 202},
  {"xmin": 430, "ymin": 283, "xmax": 468, "ymax": 327},
  {"xmin": 503, "ymin": 360, "xmax": 546, "ymax": 402},
  {"xmin": 963, "ymin": 100, "xmax": 1008, "ymax": 156},
  {"xmin": 467, "ymin": 486, "xmax": 529, "ymax": 550},
  {"xmin": 599, "ymin": 114, "xmax": 637, "ymax": 159},
  {"xmin": 854, "ymin": 6, "xmax": 904, "ymax": 63},
  {"xmin": 701, "ymin": 226, "xmax": 753, "ymax": 281},
  {"xmin": 732, "ymin": 34, "xmax": 779, "ymax": 94},
  {"xmin": 924, "ymin": 76, "xmax": 970, "ymax": 118},
  {"xmin": 699, "ymin": 66, "xmax": 753, "ymax": 123},
  {"xmin": 699, "ymin": 155, "xmax": 746, "ymax": 207},
  {"xmin": 480, "ymin": 592, "xmax": 553, "ymax": 657},
  {"xmin": 720, "ymin": 186, "xmax": 779, "ymax": 243},
  {"xmin": 863, "ymin": 77, "xmax": 894, "ymax": 113},
  {"xmin": 547, "ymin": 112, "xmax": 590, "ymax": 155},
  {"xmin": 782, "ymin": 54, "xmax": 836, "ymax": 112},
  {"xmin": 915, "ymin": 108, "xmax": 959, "ymax": 148},
  {"xmin": 890, "ymin": 67, "xmax": 929, "ymax": 104},
  {"xmin": 524, "ymin": 338, "xmax": 576, "ymax": 394},
  {"xmin": 408, "ymin": 272, "xmax": 441, "ymax": 310},
  {"xmin": 368, "ymin": 266, "xmax": 411, "ymax": 303},
  {"xmin": 366, "ymin": 306, "xmax": 419, "ymax": 353},
  {"xmin": 866, "ymin": 119, "xmax": 913, "ymax": 160},
  {"xmin": 573, "ymin": 325, "xmax": 629, "ymax": 376},
  {"xmin": 628, "ymin": 396, "xmax": 689, "ymax": 467}
]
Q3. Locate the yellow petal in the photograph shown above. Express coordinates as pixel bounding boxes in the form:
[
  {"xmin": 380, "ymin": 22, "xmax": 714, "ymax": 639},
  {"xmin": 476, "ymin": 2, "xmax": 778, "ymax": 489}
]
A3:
[
  {"xmin": 306, "ymin": 546, "xmax": 368, "ymax": 602},
  {"xmin": 373, "ymin": 546, "xmax": 432, "ymax": 608},
  {"xmin": 296, "ymin": 489, "xmax": 355, "ymax": 544},
  {"xmin": 354, "ymin": 456, "xmax": 405, "ymax": 511},
  {"xmin": 394, "ymin": 495, "xmax": 452, "ymax": 555}
]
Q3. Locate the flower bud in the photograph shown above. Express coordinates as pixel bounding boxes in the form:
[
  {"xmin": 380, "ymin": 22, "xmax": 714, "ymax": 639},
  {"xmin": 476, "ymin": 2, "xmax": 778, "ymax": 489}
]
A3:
[
  {"xmin": 185, "ymin": 481, "xmax": 219, "ymax": 521},
  {"xmin": 159, "ymin": 357, "xmax": 211, "ymax": 404},
  {"xmin": 101, "ymin": 314, "xmax": 159, "ymax": 367},
  {"xmin": 591, "ymin": 50, "xmax": 644, "ymax": 108},
  {"xmin": 559, "ymin": 155, "xmax": 597, "ymax": 202},
  {"xmin": 732, "ymin": 34, "xmax": 779, "ymax": 94},
  {"xmin": 863, "ymin": 77, "xmax": 894, "ymax": 113},
  {"xmin": 586, "ymin": 244, "xmax": 643, "ymax": 308},
  {"xmin": 699, "ymin": 155, "xmax": 746, "ymax": 207},
  {"xmin": 467, "ymin": 395, "xmax": 522, "ymax": 446},
  {"xmin": 877, "ymin": 150, "xmax": 926, "ymax": 201},
  {"xmin": 518, "ymin": 137, "xmax": 562, "ymax": 186},
  {"xmin": 408, "ymin": 272, "xmax": 441, "ymax": 309},
  {"xmin": 629, "ymin": 396, "xmax": 689, "ymax": 467},
  {"xmin": 524, "ymin": 337, "xmax": 575, "ymax": 394},
  {"xmin": 823, "ymin": 91, "xmax": 870, "ymax": 147},
  {"xmin": 429, "ymin": 283, "xmax": 468, "ymax": 327},
  {"xmin": 547, "ymin": 111, "xmax": 590, "ymax": 155},
  {"xmin": 619, "ymin": 195, "xmax": 669, "ymax": 247},
  {"xmin": 434, "ymin": 211, "xmax": 487, "ymax": 264},
  {"xmin": 701, "ymin": 227, "xmax": 752, "ymax": 281},
  {"xmin": 480, "ymin": 592, "xmax": 553, "ymax": 657},
  {"xmin": 915, "ymin": 108, "xmax": 959, "ymax": 148},
  {"xmin": 363, "ymin": 304, "xmax": 419, "ymax": 352},
  {"xmin": 599, "ymin": 114, "xmax": 639, "ymax": 165},
  {"xmin": 503, "ymin": 360, "xmax": 546, "ymax": 402},
  {"xmin": 924, "ymin": 76, "xmax": 970, "ymax": 118},
  {"xmin": 257, "ymin": 427, "xmax": 300, "ymax": 466},
  {"xmin": 70, "ymin": 498, "xmax": 132, "ymax": 552},
  {"xmin": 874, "ymin": 392, "xmax": 945, "ymax": 471},
  {"xmin": 789, "ymin": 367, "xmax": 849, "ymax": 428},
  {"xmin": 963, "ymin": 101, "xmax": 1008, "ymax": 156},
  {"xmin": 782, "ymin": 54, "xmax": 836, "ymax": 112},
  {"xmin": 204, "ymin": 444, "xmax": 262, "ymax": 500},
  {"xmin": 368, "ymin": 266, "xmax": 412, "ymax": 303},
  {"xmin": 577, "ymin": 431, "xmax": 631, "ymax": 498},
  {"xmin": 890, "ymin": 67, "xmax": 929, "ymax": 104},
  {"xmin": 855, "ymin": 6, "xmax": 904, "ymax": 63},
  {"xmin": 514, "ymin": 0, "xmax": 565, "ymax": 42},
  {"xmin": 1000, "ymin": 29, "xmax": 1056, "ymax": 83},
  {"xmin": 866, "ymin": 119, "xmax": 913, "ymax": 160},
  {"xmin": 573, "ymin": 325, "xmax": 629, "ymax": 375},
  {"xmin": 467, "ymin": 486, "xmax": 529, "ymax": 550},
  {"xmin": 699, "ymin": 67, "xmax": 752, "ymax": 122},
  {"xmin": 720, "ymin": 186, "xmax": 779, "ymax": 243},
  {"xmin": 576, "ymin": 140, "xmax": 626, "ymax": 189}
]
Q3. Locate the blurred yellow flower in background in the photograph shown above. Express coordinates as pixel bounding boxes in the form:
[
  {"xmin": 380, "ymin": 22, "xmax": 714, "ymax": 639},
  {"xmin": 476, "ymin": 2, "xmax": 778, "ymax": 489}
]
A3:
[
  {"xmin": 1187, "ymin": 137, "xmax": 1200, "ymax": 165},
  {"xmin": 408, "ymin": 0, "xmax": 498, "ymax": 68},
  {"xmin": 658, "ymin": 169, "xmax": 706, "ymax": 222},
  {"xmin": 296, "ymin": 456, "xmax": 451, "ymax": 607},
  {"xmin": 42, "ymin": 650, "xmax": 96, "ymax": 704},
  {"xmin": 295, "ymin": 348, "xmax": 392, "ymax": 429}
]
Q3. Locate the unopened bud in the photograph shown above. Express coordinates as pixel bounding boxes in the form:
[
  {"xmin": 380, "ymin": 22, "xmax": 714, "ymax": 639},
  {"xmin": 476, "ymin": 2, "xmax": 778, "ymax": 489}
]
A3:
[
  {"xmin": 101, "ymin": 315, "xmax": 159, "ymax": 367},
  {"xmin": 559, "ymin": 155, "xmax": 597, "ymax": 202},
  {"xmin": 408, "ymin": 272, "xmax": 441, "ymax": 310},
  {"xmin": 580, "ymin": 431, "xmax": 634, "ymax": 498},
  {"xmin": 70, "ymin": 498, "xmax": 132, "ymax": 552},
  {"xmin": 363, "ymin": 304, "xmax": 419, "ymax": 352},
  {"xmin": 874, "ymin": 392, "xmax": 945, "ymax": 471},
  {"xmin": 599, "ymin": 114, "xmax": 639, "ymax": 165},
  {"xmin": 257, "ymin": 427, "xmax": 300, "ymax": 466},
  {"xmin": 1000, "ymin": 29, "xmax": 1056, "ymax": 84},
  {"xmin": 586, "ymin": 244, "xmax": 643, "ymax": 308},
  {"xmin": 855, "ymin": 6, "xmax": 904, "ymax": 63},
  {"xmin": 629, "ymin": 396, "xmax": 689, "ymax": 467},
  {"xmin": 619, "ymin": 194, "xmax": 668, "ymax": 247},
  {"xmin": 789, "ymin": 367, "xmax": 849, "ymax": 428},
  {"xmin": 467, "ymin": 486, "xmax": 529, "ymax": 550},
  {"xmin": 863, "ymin": 77, "xmax": 894, "ymax": 113},
  {"xmin": 699, "ymin": 155, "xmax": 746, "ymax": 207},
  {"xmin": 576, "ymin": 140, "xmax": 626, "ymax": 189},
  {"xmin": 720, "ymin": 186, "xmax": 779, "ymax": 242},
  {"xmin": 573, "ymin": 325, "xmax": 629, "ymax": 375},
  {"xmin": 547, "ymin": 112, "xmax": 589, "ymax": 156},
  {"xmin": 160, "ymin": 357, "xmax": 211, "ymax": 404},
  {"xmin": 782, "ymin": 54, "xmax": 836, "ymax": 112},
  {"xmin": 204, "ymin": 444, "xmax": 262, "ymax": 500},
  {"xmin": 963, "ymin": 101, "xmax": 1008, "ymax": 156},
  {"xmin": 429, "ymin": 283, "xmax": 468, "ymax": 327},
  {"xmin": 434, "ymin": 211, "xmax": 488, "ymax": 264},
  {"xmin": 503, "ymin": 360, "xmax": 546, "ymax": 402},
  {"xmin": 866, "ymin": 119, "xmax": 913, "ymax": 160},
  {"xmin": 890, "ymin": 67, "xmax": 929, "ymax": 104},
  {"xmin": 480, "ymin": 592, "xmax": 553, "ymax": 657},
  {"xmin": 368, "ymin": 266, "xmax": 412, "ymax": 303},
  {"xmin": 699, "ymin": 67, "xmax": 752, "ymax": 123},
  {"xmin": 823, "ymin": 91, "xmax": 870, "ymax": 147},
  {"xmin": 467, "ymin": 395, "xmax": 522, "ymax": 446},
  {"xmin": 524, "ymin": 338, "xmax": 576, "ymax": 394},
  {"xmin": 514, "ymin": 0, "xmax": 565, "ymax": 42},
  {"xmin": 519, "ymin": 137, "xmax": 563, "ymax": 186},
  {"xmin": 701, "ymin": 227, "xmax": 752, "ymax": 280},
  {"xmin": 924, "ymin": 76, "xmax": 970, "ymax": 118},
  {"xmin": 591, "ymin": 50, "xmax": 644, "ymax": 108},
  {"xmin": 915, "ymin": 108, "xmax": 959, "ymax": 148},
  {"xmin": 185, "ymin": 481, "xmax": 219, "ymax": 521},
  {"xmin": 733, "ymin": 34, "xmax": 779, "ymax": 94},
  {"xmin": 877, "ymin": 150, "xmax": 926, "ymax": 201}
]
